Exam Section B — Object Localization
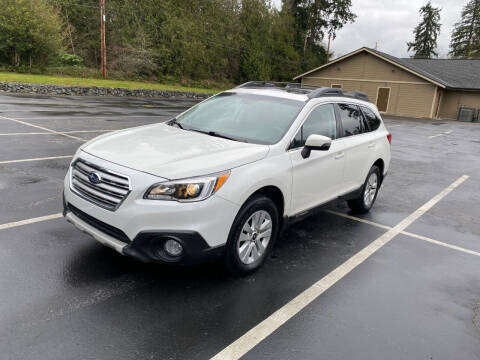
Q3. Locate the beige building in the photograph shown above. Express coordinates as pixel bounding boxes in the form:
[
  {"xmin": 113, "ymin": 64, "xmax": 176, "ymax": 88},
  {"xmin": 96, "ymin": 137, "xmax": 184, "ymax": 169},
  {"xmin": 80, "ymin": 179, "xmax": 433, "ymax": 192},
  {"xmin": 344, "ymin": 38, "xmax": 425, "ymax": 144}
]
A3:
[{"xmin": 294, "ymin": 47, "xmax": 480, "ymax": 120}]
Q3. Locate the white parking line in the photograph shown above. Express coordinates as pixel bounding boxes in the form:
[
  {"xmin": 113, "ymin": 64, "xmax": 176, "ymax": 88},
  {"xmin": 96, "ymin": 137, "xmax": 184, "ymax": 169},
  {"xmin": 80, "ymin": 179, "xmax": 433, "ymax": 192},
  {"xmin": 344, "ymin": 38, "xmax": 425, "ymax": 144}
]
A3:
[
  {"xmin": 429, "ymin": 130, "xmax": 454, "ymax": 139},
  {"xmin": 12, "ymin": 115, "xmax": 159, "ymax": 120},
  {"xmin": 0, "ymin": 132, "xmax": 49, "ymax": 136},
  {"xmin": 0, "ymin": 115, "xmax": 86, "ymax": 142},
  {"xmin": 324, "ymin": 210, "xmax": 391, "ymax": 230},
  {"xmin": 0, "ymin": 129, "xmax": 112, "ymax": 136},
  {"xmin": 326, "ymin": 210, "xmax": 480, "ymax": 258},
  {"xmin": 0, "ymin": 155, "xmax": 73, "ymax": 165},
  {"xmin": 211, "ymin": 175, "xmax": 469, "ymax": 360},
  {"xmin": 0, "ymin": 213, "xmax": 63, "ymax": 231},
  {"xmin": 402, "ymin": 230, "xmax": 480, "ymax": 257}
]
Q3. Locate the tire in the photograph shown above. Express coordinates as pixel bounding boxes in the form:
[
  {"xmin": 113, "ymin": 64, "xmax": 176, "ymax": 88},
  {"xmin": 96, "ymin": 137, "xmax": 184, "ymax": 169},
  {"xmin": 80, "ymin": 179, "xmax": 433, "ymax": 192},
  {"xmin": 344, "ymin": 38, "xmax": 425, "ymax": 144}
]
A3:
[
  {"xmin": 225, "ymin": 194, "xmax": 279, "ymax": 275},
  {"xmin": 347, "ymin": 165, "xmax": 381, "ymax": 214}
]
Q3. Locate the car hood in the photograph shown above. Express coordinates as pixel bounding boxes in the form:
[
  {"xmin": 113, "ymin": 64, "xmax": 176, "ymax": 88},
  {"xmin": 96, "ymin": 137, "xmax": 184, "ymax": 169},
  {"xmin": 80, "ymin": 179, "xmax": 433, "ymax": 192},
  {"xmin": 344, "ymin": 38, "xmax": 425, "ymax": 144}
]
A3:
[{"xmin": 81, "ymin": 123, "xmax": 269, "ymax": 179}]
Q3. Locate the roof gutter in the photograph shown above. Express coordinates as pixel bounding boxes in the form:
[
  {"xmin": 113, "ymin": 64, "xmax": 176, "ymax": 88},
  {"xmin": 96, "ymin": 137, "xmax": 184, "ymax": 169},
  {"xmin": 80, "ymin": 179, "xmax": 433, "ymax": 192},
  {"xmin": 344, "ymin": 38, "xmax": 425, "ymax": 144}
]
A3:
[{"xmin": 445, "ymin": 87, "xmax": 480, "ymax": 91}]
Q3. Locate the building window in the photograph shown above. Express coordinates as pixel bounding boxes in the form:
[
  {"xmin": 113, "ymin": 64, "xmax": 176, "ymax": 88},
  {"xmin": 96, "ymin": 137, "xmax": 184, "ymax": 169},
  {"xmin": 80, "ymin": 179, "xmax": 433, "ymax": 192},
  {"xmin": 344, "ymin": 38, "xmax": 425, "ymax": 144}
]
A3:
[
  {"xmin": 331, "ymin": 84, "xmax": 342, "ymax": 89},
  {"xmin": 376, "ymin": 87, "xmax": 390, "ymax": 112}
]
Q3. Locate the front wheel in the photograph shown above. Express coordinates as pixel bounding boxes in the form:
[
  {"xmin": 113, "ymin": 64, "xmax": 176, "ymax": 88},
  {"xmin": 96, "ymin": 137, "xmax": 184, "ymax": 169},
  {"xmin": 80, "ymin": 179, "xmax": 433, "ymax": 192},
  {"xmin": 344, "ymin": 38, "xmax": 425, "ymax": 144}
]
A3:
[
  {"xmin": 347, "ymin": 166, "xmax": 381, "ymax": 214},
  {"xmin": 225, "ymin": 195, "xmax": 279, "ymax": 275}
]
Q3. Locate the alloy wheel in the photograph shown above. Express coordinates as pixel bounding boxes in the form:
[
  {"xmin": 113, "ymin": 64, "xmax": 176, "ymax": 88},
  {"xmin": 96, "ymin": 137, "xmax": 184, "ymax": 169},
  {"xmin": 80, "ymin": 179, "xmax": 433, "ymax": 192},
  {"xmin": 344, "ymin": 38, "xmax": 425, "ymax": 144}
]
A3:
[
  {"xmin": 363, "ymin": 172, "xmax": 378, "ymax": 208},
  {"xmin": 237, "ymin": 210, "xmax": 272, "ymax": 265}
]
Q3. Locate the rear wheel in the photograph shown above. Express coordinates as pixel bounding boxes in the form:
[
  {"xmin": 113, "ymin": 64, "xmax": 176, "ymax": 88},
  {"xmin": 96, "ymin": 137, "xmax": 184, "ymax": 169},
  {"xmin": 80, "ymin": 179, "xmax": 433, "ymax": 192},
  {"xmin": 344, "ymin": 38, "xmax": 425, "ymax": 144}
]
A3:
[
  {"xmin": 225, "ymin": 195, "xmax": 279, "ymax": 275},
  {"xmin": 347, "ymin": 166, "xmax": 381, "ymax": 214}
]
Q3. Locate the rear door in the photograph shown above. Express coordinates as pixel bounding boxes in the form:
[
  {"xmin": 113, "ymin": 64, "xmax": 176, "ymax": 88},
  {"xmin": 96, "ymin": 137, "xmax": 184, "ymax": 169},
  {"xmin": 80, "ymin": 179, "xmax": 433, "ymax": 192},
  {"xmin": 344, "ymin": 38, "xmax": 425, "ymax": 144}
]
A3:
[
  {"xmin": 335, "ymin": 103, "xmax": 373, "ymax": 192},
  {"xmin": 289, "ymin": 103, "xmax": 345, "ymax": 214}
]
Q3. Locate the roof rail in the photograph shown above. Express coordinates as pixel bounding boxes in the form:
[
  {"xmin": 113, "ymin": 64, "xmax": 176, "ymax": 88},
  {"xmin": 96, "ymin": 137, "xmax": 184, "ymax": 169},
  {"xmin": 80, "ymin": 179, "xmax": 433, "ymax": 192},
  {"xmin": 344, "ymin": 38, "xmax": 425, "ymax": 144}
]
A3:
[
  {"xmin": 284, "ymin": 83, "xmax": 301, "ymax": 89},
  {"xmin": 234, "ymin": 82, "xmax": 370, "ymax": 102},
  {"xmin": 236, "ymin": 81, "xmax": 278, "ymax": 88},
  {"xmin": 345, "ymin": 90, "xmax": 370, "ymax": 102},
  {"xmin": 306, "ymin": 87, "xmax": 343, "ymax": 99}
]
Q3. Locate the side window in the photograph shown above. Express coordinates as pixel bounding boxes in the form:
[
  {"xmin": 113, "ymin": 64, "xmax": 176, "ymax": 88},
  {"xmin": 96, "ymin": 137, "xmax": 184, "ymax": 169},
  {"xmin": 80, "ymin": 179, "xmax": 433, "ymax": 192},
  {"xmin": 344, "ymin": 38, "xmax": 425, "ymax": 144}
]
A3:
[
  {"xmin": 289, "ymin": 104, "xmax": 337, "ymax": 149},
  {"xmin": 361, "ymin": 106, "xmax": 381, "ymax": 131},
  {"xmin": 336, "ymin": 103, "xmax": 364, "ymax": 137}
]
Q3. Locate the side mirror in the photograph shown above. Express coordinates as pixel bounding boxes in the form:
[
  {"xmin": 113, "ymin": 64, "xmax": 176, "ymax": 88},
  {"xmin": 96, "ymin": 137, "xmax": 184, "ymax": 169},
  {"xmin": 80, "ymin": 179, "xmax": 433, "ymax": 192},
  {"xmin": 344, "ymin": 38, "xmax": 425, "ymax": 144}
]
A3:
[{"xmin": 301, "ymin": 134, "xmax": 332, "ymax": 159}]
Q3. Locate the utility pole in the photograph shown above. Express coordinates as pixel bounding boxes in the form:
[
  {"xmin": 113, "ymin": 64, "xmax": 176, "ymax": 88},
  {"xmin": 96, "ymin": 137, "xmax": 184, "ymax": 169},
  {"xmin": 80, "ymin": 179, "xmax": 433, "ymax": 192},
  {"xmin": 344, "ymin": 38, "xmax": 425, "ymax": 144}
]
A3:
[{"xmin": 100, "ymin": 0, "xmax": 107, "ymax": 78}]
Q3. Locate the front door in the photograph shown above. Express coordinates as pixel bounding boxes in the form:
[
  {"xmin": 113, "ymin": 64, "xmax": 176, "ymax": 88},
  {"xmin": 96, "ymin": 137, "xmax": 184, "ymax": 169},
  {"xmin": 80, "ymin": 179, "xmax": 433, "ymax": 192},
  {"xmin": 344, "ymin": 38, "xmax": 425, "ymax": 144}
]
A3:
[{"xmin": 289, "ymin": 103, "xmax": 345, "ymax": 214}]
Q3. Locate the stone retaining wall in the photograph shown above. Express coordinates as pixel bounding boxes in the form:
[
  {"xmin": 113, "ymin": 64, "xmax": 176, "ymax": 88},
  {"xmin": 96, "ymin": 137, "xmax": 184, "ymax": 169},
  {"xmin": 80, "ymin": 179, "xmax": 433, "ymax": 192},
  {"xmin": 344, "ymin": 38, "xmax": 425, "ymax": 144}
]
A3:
[{"xmin": 0, "ymin": 81, "xmax": 211, "ymax": 99}]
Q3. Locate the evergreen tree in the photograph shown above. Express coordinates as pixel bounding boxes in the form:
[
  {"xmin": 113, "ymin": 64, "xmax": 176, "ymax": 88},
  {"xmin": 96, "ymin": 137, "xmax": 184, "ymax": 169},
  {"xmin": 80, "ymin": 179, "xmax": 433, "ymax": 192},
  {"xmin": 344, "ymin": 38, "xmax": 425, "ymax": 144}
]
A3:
[
  {"xmin": 407, "ymin": 2, "xmax": 441, "ymax": 59},
  {"xmin": 0, "ymin": 0, "xmax": 64, "ymax": 68},
  {"xmin": 0, "ymin": 0, "xmax": 358, "ymax": 82},
  {"xmin": 449, "ymin": 0, "xmax": 480, "ymax": 58},
  {"xmin": 239, "ymin": 0, "xmax": 272, "ymax": 81},
  {"xmin": 287, "ymin": 0, "xmax": 356, "ymax": 71}
]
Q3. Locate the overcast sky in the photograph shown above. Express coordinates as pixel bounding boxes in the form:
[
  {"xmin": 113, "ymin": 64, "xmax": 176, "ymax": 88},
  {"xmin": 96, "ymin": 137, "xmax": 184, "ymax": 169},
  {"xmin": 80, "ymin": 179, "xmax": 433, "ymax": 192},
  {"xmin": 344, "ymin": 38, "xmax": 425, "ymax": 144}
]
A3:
[{"xmin": 272, "ymin": 0, "xmax": 466, "ymax": 59}]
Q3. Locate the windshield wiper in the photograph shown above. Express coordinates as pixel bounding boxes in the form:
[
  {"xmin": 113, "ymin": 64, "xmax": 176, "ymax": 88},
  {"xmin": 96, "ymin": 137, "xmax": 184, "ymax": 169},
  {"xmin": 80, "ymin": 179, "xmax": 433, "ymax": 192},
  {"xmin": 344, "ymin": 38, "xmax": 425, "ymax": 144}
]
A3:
[
  {"xmin": 168, "ymin": 118, "xmax": 183, "ymax": 129},
  {"xmin": 187, "ymin": 128, "xmax": 241, "ymax": 142}
]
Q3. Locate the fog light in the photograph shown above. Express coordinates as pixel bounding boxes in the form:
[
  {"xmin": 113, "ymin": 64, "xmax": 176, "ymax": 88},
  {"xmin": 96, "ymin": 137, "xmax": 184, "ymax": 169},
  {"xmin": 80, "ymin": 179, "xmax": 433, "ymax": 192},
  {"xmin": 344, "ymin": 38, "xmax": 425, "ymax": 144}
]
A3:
[{"xmin": 164, "ymin": 239, "xmax": 183, "ymax": 257}]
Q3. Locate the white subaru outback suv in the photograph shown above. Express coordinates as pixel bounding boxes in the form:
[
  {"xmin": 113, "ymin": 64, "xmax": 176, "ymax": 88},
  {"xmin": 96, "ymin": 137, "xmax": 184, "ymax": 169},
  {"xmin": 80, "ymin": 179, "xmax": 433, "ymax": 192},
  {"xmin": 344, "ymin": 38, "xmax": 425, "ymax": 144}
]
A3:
[{"xmin": 63, "ymin": 82, "xmax": 391, "ymax": 274}]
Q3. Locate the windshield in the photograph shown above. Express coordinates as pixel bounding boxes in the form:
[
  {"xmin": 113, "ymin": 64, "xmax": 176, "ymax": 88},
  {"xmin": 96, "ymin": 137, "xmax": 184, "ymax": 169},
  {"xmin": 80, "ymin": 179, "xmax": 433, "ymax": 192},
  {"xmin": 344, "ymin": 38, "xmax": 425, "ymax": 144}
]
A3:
[{"xmin": 174, "ymin": 92, "xmax": 304, "ymax": 144}]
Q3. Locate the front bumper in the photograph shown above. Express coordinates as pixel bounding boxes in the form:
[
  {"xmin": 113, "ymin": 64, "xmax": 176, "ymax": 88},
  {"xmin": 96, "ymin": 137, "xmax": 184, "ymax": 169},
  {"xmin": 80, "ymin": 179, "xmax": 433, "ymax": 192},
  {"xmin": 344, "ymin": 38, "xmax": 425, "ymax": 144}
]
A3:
[
  {"xmin": 64, "ymin": 201, "xmax": 225, "ymax": 264},
  {"xmin": 63, "ymin": 152, "xmax": 239, "ymax": 264}
]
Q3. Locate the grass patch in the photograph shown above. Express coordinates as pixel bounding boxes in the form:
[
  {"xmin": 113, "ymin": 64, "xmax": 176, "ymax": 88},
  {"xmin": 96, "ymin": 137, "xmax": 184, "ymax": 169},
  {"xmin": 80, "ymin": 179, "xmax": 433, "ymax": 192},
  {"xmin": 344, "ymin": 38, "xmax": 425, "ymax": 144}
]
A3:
[{"xmin": 0, "ymin": 72, "xmax": 224, "ymax": 94}]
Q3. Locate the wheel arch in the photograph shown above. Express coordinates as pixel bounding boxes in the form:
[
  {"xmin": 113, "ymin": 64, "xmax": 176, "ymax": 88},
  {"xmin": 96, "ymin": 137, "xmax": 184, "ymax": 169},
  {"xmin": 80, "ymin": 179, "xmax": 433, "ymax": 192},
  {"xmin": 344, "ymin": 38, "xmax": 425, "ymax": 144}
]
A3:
[
  {"xmin": 246, "ymin": 185, "xmax": 285, "ymax": 219},
  {"xmin": 373, "ymin": 158, "xmax": 385, "ymax": 182}
]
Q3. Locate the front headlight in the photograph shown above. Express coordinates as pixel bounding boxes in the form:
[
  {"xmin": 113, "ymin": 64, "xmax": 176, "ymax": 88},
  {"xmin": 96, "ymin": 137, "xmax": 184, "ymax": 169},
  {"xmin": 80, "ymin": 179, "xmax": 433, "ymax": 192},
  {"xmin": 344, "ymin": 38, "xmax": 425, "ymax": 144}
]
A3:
[{"xmin": 144, "ymin": 171, "xmax": 230, "ymax": 202}]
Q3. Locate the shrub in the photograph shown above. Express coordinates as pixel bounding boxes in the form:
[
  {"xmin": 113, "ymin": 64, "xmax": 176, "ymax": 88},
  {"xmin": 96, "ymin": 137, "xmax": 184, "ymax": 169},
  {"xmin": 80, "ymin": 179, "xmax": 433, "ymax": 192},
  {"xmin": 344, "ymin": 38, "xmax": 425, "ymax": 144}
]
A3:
[{"xmin": 57, "ymin": 52, "xmax": 83, "ymax": 66}]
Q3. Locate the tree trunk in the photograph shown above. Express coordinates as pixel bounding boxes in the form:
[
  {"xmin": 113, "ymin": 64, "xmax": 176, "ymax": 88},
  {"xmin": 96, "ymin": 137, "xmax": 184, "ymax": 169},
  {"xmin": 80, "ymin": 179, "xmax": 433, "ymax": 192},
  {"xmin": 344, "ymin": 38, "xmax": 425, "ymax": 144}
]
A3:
[
  {"xmin": 326, "ymin": 33, "xmax": 331, "ymax": 62},
  {"xmin": 303, "ymin": 31, "xmax": 308, "ymax": 55}
]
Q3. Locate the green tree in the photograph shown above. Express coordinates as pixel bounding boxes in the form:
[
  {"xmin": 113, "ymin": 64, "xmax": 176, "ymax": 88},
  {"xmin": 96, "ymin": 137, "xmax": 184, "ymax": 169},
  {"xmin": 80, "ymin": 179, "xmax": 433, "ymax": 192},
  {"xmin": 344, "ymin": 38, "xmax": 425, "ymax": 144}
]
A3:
[
  {"xmin": 270, "ymin": 6, "xmax": 301, "ymax": 81},
  {"xmin": 287, "ymin": 0, "xmax": 355, "ymax": 71},
  {"xmin": 35, "ymin": 0, "xmax": 357, "ymax": 82},
  {"xmin": 449, "ymin": 0, "xmax": 480, "ymax": 58},
  {"xmin": 407, "ymin": 2, "xmax": 441, "ymax": 59},
  {"xmin": 0, "ymin": 0, "xmax": 64, "ymax": 68},
  {"xmin": 239, "ymin": 0, "xmax": 273, "ymax": 81}
]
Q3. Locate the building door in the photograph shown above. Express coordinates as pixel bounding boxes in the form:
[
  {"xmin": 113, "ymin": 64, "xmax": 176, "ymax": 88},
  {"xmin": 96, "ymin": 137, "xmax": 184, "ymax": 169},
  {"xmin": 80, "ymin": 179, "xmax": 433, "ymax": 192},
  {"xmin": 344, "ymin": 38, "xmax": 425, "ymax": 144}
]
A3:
[{"xmin": 376, "ymin": 87, "xmax": 390, "ymax": 112}]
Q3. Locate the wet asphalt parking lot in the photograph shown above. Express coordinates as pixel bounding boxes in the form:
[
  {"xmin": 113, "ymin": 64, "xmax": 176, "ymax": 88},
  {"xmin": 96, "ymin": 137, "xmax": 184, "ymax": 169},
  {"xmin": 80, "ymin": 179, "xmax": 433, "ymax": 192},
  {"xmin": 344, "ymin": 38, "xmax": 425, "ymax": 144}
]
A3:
[{"xmin": 0, "ymin": 93, "xmax": 479, "ymax": 360}]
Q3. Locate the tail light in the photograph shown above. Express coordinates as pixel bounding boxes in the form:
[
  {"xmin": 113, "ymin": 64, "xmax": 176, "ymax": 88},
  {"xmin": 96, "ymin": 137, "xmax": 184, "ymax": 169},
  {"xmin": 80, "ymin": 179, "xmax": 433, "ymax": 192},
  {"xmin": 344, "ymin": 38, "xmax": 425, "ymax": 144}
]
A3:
[{"xmin": 387, "ymin": 133, "xmax": 392, "ymax": 144}]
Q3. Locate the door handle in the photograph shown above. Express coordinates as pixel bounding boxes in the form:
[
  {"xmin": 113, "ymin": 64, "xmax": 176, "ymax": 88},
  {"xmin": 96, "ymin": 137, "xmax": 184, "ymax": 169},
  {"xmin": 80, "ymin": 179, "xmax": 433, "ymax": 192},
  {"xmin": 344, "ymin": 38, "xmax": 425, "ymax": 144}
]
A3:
[
  {"xmin": 368, "ymin": 142, "xmax": 375, "ymax": 149},
  {"xmin": 334, "ymin": 152, "xmax": 344, "ymax": 160}
]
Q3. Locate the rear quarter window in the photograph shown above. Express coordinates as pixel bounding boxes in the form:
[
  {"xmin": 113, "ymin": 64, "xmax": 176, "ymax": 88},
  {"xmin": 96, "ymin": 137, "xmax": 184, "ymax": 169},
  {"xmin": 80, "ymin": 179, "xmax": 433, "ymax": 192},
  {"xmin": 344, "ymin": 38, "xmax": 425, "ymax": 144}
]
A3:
[
  {"xmin": 361, "ymin": 106, "xmax": 381, "ymax": 132},
  {"xmin": 336, "ymin": 103, "xmax": 364, "ymax": 137}
]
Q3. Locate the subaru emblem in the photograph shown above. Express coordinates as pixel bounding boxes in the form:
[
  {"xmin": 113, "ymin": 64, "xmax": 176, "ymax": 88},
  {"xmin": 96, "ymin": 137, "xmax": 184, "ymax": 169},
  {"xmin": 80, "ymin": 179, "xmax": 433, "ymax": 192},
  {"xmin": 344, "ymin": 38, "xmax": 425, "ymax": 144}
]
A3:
[{"xmin": 88, "ymin": 172, "xmax": 101, "ymax": 184}]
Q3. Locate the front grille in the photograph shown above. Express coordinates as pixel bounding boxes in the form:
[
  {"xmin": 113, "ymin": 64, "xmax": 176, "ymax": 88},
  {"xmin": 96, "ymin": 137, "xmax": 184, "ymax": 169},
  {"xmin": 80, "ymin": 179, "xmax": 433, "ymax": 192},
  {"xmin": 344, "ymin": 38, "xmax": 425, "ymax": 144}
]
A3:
[
  {"xmin": 70, "ymin": 158, "xmax": 130, "ymax": 211},
  {"xmin": 68, "ymin": 203, "xmax": 130, "ymax": 243}
]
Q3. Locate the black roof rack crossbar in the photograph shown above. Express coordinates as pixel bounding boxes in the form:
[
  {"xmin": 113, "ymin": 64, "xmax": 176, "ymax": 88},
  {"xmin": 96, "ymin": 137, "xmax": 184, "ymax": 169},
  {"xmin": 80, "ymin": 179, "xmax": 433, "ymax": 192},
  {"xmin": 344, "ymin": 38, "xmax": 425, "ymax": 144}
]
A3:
[
  {"xmin": 236, "ymin": 81, "xmax": 278, "ymax": 88},
  {"xmin": 344, "ymin": 91, "xmax": 370, "ymax": 102},
  {"xmin": 307, "ymin": 87, "xmax": 370, "ymax": 102},
  {"xmin": 306, "ymin": 87, "xmax": 344, "ymax": 99},
  {"xmin": 235, "ymin": 81, "xmax": 370, "ymax": 102}
]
